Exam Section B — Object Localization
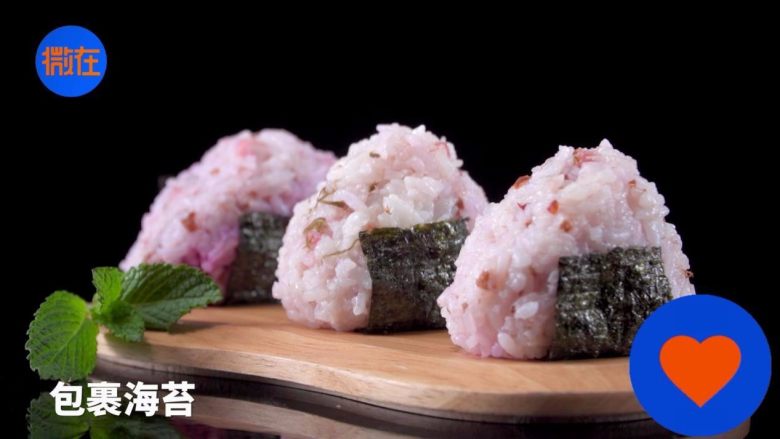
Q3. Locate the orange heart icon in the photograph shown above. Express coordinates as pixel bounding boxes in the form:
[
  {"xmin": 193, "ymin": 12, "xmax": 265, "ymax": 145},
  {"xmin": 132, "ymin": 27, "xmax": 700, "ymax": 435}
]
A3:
[{"xmin": 659, "ymin": 335, "xmax": 741, "ymax": 407}]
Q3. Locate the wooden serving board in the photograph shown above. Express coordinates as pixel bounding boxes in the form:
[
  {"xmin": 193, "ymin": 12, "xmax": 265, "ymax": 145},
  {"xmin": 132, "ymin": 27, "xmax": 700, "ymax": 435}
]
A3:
[{"xmin": 96, "ymin": 304, "xmax": 645, "ymax": 423}]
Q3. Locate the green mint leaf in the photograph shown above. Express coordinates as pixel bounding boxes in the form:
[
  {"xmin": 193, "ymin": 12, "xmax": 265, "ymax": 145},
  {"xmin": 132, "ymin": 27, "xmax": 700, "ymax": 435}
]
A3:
[
  {"xmin": 92, "ymin": 268, "xmax": 145, "ymax": 342},
  {"xmin": 121, "ymin": 264, "xmax": 221, "ymax": 330},
  {"xmin": 27, "ymin": 391, "xmax": 90, "ymax": 439},
  {"xmin": 92, "ymin": 267, "xmax": 123, "ymax": 301},
  {"xmin": 93, "ymin": 300, "xmax": 145, "ymax": 342},
  {"xmin": 91, "ymin": 267, "xmax": 124, "ymax": 314},
  {"xmin": 26, "ymin": 291, "xmax": 99, "ymax": 381}
]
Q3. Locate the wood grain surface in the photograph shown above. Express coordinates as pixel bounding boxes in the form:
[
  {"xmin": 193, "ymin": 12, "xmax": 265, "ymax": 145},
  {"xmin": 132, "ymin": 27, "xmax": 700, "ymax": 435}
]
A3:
[{"xmin": 96, "ymin": 304, "xmax": 647, "ymax": 422}]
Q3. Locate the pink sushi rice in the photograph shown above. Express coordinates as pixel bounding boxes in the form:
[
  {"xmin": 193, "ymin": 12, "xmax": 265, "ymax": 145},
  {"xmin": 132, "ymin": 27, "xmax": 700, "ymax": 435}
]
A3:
[
  {"xmin": 273, "ymin": 124, "xmax": 488, "ymax": 331},
  {"xmin": 121, "ymin": 129, "xmax": 336, "ymax": 290},
  {"xmin": 437, "ymin": 139, "xmax": 695, "ymax": 359}
]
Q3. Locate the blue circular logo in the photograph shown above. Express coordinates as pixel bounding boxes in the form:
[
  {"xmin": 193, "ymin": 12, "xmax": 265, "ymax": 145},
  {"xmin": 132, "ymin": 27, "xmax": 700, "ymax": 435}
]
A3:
[
  {"xmin": 35, "ymin": 25, "xmax": 107, "ymax": 97},
  {"xmin": 630, "ymin": 294, "xmax": 771, "ymax": 436}
]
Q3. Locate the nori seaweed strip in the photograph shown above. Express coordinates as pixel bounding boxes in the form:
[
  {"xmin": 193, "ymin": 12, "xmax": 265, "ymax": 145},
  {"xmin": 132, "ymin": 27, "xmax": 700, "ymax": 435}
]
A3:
[
  {"xmin": 360, "ymin": 219, "xmax": 468, "ymax": 333},
  {"xmin": 224, "ymin": 212, "xmax": 289, "ymax": 304},
  {"xmin": 548, "ymin": 246, "xmax": 672, "ymax": 359}
]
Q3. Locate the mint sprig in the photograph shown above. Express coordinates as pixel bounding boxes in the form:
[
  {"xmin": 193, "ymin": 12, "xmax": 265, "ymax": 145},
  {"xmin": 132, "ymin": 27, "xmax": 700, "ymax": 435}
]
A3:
[
  {"xmin": 93, "ymin": 300, "xmax": 145, "ymax": 343},
  {"xmin": 26, "ymin": 264, "xmax": 221, "ymax": 381},
  {"xmin": 121, "ymin": 264, "xmax": 223, "ymax": 330},
  {"xmin": 91, "ymin": 266, "xmax": 123, "ymax": 313},
  {"xmin": 26, "ymin": 292, "xmax": 99, "ymax": 381},
  {"xmin": 91, "ymin": 267, "xmax": 146, "ymax": 342}
]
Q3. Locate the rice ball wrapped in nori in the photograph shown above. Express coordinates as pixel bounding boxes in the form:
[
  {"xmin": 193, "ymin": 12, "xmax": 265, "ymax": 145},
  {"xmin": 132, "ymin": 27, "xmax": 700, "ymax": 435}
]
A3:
[
  {"xmin": 437, "ymin": 140, "xmax": 694, "ymax": 359},
  {"xmin": 120, "ymin": 130, "xmax": 336, "ymax": 299},
  {"xmin": 272, "ymin": 124, "xmax": 488, "ymax": 331}
]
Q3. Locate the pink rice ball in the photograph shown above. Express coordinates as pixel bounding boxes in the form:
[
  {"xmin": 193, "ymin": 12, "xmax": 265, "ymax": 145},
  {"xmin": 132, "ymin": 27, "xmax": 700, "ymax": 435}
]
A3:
[
  {"xmin": 273, "ymin": 124, "xmax": 488, "ymax": 331},
  {"xmin": 121, "ymin": 129, "xmax": 336, "ymax": 290},
  {"xmin": 437, "ymin": 139, "xmax": 695, "ymax": 359}
]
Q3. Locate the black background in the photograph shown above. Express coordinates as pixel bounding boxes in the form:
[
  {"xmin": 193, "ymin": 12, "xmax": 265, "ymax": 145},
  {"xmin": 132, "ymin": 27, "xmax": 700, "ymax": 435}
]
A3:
[{"xmin": 11, "ymin": 10, "xmax": 776, "ymax": 436}]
